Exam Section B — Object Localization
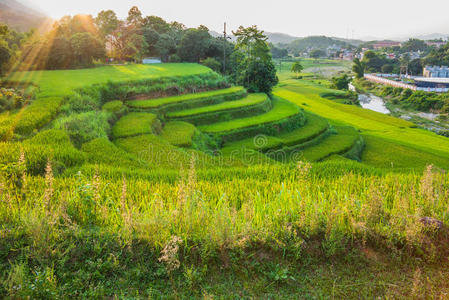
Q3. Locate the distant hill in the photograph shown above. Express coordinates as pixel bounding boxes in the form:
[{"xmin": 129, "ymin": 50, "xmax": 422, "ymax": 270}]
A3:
[
  {"xmin": 0, "ymin": 0, "xmax": 50, "ymax": 31},
  {"xmin": 265, "ymin": 32, "xmax": 299, "ymax": 44},
  {"xmin": 282, "ymin": 36, "xmax": 357, "ymax": 53},
  {"xmin": 209, "ymin": 30, "xmax": 299, "ymax": 44}
]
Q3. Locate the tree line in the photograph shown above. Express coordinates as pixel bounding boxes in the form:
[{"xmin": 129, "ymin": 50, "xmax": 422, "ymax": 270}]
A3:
[{"xmin": 0, "ymin": 6, "xmax": 279, "ymax": 93}]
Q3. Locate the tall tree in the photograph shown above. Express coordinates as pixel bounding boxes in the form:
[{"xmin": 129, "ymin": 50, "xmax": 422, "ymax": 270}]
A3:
[
  {"xmin": 232, "ymin": 25, "xmax": 278, "ymax": 93},
  {"xmin": 127, "ymin": 6, "xmax": 143, "ymax": 28},
  {"xmin": 177, "ymin": 28, "xmax": 211, "ymax": 62},
  {"xmin": 291, "ymin": 61, "xmax": 303, "ymax": 78},
  {"xmin": 352, "ymin": 58, "xmax": 366, "ymax": 79},
  {"xmin": 70, "ymin": 32, "xmax": 105, "ymax": 66},
  {"xmin": 95, "ymin": 10, "xmax": 119, "ymax": 39}
]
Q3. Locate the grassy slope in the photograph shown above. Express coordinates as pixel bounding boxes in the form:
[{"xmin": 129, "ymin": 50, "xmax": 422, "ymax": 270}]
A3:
[
  {"xmin": 167, "ymin": 93, "xmax": 268, "ymax": 117},
  {"xmin": 273, "ymin": 80, "xmax": 449, "ymax": 169},
  {"xmin": 160, "ymin": 121, "xmax": 196, "ymax": 147},
  {"xmin": 301, "ymin": 126, "xmax": 360, "ymax": 161},
  {"xmin": 127, "ymin": 86, "xmax": 245, "ymax": 109},
  {"xmin": 221, "ymin": 112, "xmax": 329, "ymax": 152},
  {"xmin": 7, "ymin": 63, "xmax": 211, "ymax": 98},
  {"xmin": 112, "ymin": 112, "xmax": 157, "ymax": 139},
  {"xmin": 199, "ymin": 97, "xmax": 301, "ymax": 133}
]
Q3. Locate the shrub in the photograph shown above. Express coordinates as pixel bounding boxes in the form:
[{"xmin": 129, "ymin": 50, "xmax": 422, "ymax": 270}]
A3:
[
  {"xmin": 201, "ymin": 57, "xmax": 222, "ymax": 73},
  {"xmin": 400, "ymin": 88, "xmax": 414, "ymax": 101},
  {"xmin": 60, "ymin": 93, "xmax": 100, "ymax": 114},
  {"xmin": 0, "ymin": 134, "xmax": 85, "ymax": 176},
  {"xmin": 380, "ymin": 86, "xmax": 394, "ymax": 97},
  {"xmin": 53, "ymin": 111, "xmax": 112, "ymax": 147}
]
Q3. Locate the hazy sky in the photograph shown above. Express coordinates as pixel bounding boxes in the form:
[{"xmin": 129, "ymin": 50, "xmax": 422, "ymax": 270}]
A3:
[{"xmin": 26, "ymin": 0, "xmax": 449, "ymax": 39}]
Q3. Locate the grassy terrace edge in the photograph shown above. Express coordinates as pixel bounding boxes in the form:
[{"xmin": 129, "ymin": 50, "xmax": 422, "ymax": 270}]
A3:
[
  {"xmin": 127, "ymin": 86, "xmax": 246, "ymax": 109},
  {"xmin": 167, "ymin": 93, "xmax": 269, "ymax": 118},
  {"xmin": 198, "ymin": 97, "xmax": 303, "ymax": 133}
]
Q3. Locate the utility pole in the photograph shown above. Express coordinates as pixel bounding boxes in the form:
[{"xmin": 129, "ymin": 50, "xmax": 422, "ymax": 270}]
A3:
[{"xmin": 223, "ymin": 22, "xmax": 231, "ymax": 74}]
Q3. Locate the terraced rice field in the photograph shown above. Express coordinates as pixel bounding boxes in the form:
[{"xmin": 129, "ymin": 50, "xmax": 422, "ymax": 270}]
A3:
[
  {"xmin": 112, "ymin": 112, "xmax": 158, "ymax": 138},
  {"xmin": 274, "ymin": 78, "xmax": 449, "ymax": 169},
  {"xmin": 198, "ymin": 97, "xmax": 302, "ymax": 134},
  {"xmin": 160, "ymin": 121, "xmax": 196, "ymax": 147},
  {"xmin": 127, "ymin": 86, "xmax": 246, "ymax": 110},
  {"xmin": 167, "ymin": 93, "xmax": 269, "ymax": 118}
]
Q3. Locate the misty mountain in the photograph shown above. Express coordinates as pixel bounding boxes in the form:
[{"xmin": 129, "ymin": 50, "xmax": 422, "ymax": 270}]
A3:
[
  {"xmin": 264, "ymin": 32, "xmax": 299, "ymax": 44},
  {"xmin": 0, "ymin": 0, "xmax": 49, "ymax": 31},
  {"xmin": 210, "ymin": 30, "xmax": 300, "ymax": 44},
  {"xmin": 281, "ymin": 36, "xmax": 358, "ymax": 54}
]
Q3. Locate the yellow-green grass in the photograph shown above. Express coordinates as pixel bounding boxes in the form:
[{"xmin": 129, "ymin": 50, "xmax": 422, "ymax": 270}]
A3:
[
  {"xmin": 102, "ymin": 100, "xmax": 124, "ymax": 113},
  {"xmin": 198, "ymin": 97, "xmax": 302, "ymax": 134},
  {"xmin": 0, "ymin": 97, "xmax": 64, "ymax": 138},
  {"xmin": 221, "ymin": 112, "xmax": 329, "ymax": 153},
  {"xmin": 127, "ymin": 86, "xmax": 246, "ymax": 109},
  {"xmin": 2, "ymin": 161, "xmax": 449, "ymax": 298},
  {"xmin": 361, "ymin": 134, "xmax": 449, "ymax": 170},
  {"xmin": 167, "ymin": 93, "xmax": 268, "ymax": 118},
  {"xmin": 7, "ymin": 63, "xmax": 212, "ymax": 98},
  {"xmin": 81, "ymin": 138, "xmax": 146, "ymax": 168},
  {"xmin": 114, "ymin": 134, "xmax": 241, "ymax": 169},
  {"xmin": 277, "ymin": 112, "xmax": 329, "ymax": 146},
  {"xmin": 160, "ymin": 121, "xmax": 196, "ymax": 147},
  {"xmin": 112, "ymin": 112, "xmax": 158, "ymax": 139},
  {"xmin": 0, "ymin": 129, "xmax": 85, "ymax": 175},
  {"xmin": 300, "ymin": 126, "xmax": 361, "ymax": 162},
  {"xmin": 273, "ymin": 80, "xmax": 449, "ymax": 162}
]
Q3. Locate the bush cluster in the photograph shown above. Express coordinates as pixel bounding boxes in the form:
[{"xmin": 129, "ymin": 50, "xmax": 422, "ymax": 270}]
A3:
[
  {"xmin": 380, "ymin": 86, "xmax": 449, "ymax": 111},
  {"xmin": 53, "ymin": 111, "xmax": 112, "ymax": 147}
]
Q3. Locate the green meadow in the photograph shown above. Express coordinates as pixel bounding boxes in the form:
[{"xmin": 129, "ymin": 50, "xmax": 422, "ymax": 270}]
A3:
[
  {"xmin": 1, "ymin": 61, "xmax": 449, "ymax": 298},
  {"xmin": 7, "ymin": 63, "xmax": 211, "ymax": 97}
]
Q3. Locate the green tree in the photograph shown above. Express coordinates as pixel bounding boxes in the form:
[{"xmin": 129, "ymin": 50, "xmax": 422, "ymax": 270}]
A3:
[
  {"xmin": 70, "ymin": 32, "xmax": 105, "ymax": 67},
  {"xmin": 381, "ymin": 64, "xmax": 394, "ymax": 74},
  {"xmin": 127, "ymin": 6, "xmax": 143, "ymax": 27},
  {"xmin": 142, "ymin": 16, "xmax": 170, "ymax": 34},
  {"xmin": 0, "ymin": 40, "xmax": 11, "ymax": 75},
  {"xmin": 352, "ymin": 58, "xmax": 366, "ymax": 78},
  {"xmin": 47, "ymin": 36, "xmax": 73, "ymax": 69},
  {"xmin": 310, "ymin": 49, "xmax": 325, "ymax": 59},
  {"xmin": 95, "ymin": 10, "xmax": 119, "ymax": 58},
  {"xmin": 177, "ymin": 28, "xmax": 211, "ymax": 62},
  {"xmin": 243, "ymin": 59, "xmax": 278, "ymax": 93},
  {"xmin": 331, "ymin": 74, "xmax": 351, "ymax": 90},
  {"xmin": 291, "ymin": 61, "xmax": 303, "ymax": 78},
  {"xmin": 233, "ymin": 25, "xmax": 271, "ymax": 62},
  {"xmin": 155, "ymin": 33, "xmax": 177, "ymax": 62},
  {"xmin": 232, "ymin": 25, "xmax": 278, "ymax": 93},
  {"xmin": 0, "ymin": 25, "xmax": 12, "ymax": 74},
  {"xmin": 95, "ymin": 10, "xmax": 119, "ymax": 38},
  {"xmin": 200, "ymin": 57, "xmax": 221, "ymax": 72},
  {"xmin": 401, "ymin": 38, "xmax": 428, "ymax": 53}
]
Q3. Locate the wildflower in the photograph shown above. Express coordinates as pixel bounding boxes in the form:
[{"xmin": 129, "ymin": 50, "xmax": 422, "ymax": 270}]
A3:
[
  {"xmin": 43, "ymin": 158, "xmax": 54, "ymax": 209},
  {"xmin": 159, "ymin": 236, "xmax": 183, "ymax": 273}
]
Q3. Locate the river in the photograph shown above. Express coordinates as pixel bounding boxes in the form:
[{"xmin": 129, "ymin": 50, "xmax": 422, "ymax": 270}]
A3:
[{"xmin": 358, "ymin": 94, "xmax": 391, "ymax": 114}]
